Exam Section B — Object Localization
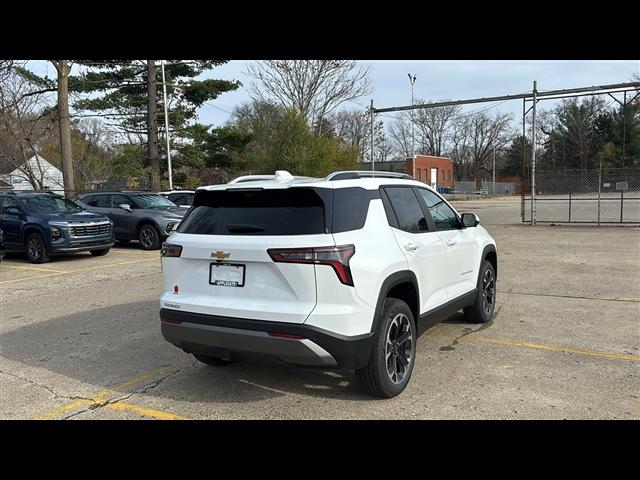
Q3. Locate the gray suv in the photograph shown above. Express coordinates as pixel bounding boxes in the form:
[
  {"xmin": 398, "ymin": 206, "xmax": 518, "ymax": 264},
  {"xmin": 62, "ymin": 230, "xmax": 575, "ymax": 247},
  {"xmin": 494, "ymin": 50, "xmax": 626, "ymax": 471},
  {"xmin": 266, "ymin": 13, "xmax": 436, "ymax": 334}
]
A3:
[{"xmin": 74, "ymin": 192, "xmax": 187, "ymax": 250}]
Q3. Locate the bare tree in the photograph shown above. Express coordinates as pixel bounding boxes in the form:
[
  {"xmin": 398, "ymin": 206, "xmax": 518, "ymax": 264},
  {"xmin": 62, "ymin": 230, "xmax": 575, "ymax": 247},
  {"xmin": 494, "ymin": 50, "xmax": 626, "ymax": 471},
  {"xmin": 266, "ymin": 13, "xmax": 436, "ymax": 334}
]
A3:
[
  {"xmin": 412, "ymin": 100, "xmax": 461, "ymax": 157},
  {"xmin": 461, "ymin": 111, "xmax": 513, "ymax": 186},
  {"xmin": 0, "ymin": 70, "xmax": 56, "ymax": 189},
  {"xmin": 331, "ymin": 109, "xmax": 372, "ymax": 162},
  {"xmin": 374, "ymin": 121, "xmax": 394, "ymax": 164},
  {"xmin": 389, "ymin": 113, "xmax": 412, "ymax": 160},
  {"xmin": 0, "ymin": 60, "xmax": 17, "ymax": 83},
  {"xmin": 246, "ymin": 61, "xmax": 371, "ymax": 135},
  {"xmin": 449, "ymin": 116, "xmax": 472, "ymax": 180}
]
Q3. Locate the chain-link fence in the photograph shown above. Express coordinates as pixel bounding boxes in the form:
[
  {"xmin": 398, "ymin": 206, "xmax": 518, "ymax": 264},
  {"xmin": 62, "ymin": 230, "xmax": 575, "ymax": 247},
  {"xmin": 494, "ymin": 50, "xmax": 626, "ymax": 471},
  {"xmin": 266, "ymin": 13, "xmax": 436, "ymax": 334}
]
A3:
[
  {"xmin": 521, "ymin": 167, "xmax": 640, "ymax": 224},
  {"xmin": 453, "ymin": 180, "xmax": 517, "ymax": 195}
]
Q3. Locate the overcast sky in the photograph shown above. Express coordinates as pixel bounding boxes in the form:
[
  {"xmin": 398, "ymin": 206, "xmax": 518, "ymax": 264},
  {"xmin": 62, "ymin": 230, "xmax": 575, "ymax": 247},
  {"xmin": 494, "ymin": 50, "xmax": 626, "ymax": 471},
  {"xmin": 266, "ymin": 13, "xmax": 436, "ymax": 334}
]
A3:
[
  {"xmin": 29, "ymin": 60, "xmax": 640, "ymax": 128},
  {"xmin": 198, "ymin": 60, "xmax": 640, "ymax": 127}
]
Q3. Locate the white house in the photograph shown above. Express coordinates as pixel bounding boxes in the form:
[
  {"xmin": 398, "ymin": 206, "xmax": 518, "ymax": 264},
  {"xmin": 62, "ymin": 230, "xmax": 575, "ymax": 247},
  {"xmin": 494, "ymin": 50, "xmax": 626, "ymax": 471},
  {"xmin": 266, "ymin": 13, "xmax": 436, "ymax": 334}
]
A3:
[{"xmin": 0, "ymin": 155, "xmax": 65, "ymax": 194}]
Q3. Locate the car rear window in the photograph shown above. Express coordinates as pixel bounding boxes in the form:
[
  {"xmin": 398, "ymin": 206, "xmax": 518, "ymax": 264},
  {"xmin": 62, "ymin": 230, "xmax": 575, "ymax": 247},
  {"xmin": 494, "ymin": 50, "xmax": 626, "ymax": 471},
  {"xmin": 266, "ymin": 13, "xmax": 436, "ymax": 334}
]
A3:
[{"xmin": 178, "ymin": 188, "xmax": 326, "ymax": 235}]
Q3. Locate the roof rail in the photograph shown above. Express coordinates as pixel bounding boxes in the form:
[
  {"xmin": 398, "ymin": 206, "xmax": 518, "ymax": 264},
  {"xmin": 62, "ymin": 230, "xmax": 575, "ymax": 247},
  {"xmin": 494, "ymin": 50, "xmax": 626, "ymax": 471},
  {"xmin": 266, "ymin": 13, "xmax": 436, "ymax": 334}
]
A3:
[
  {"xmin": 325, "ymin": 171, "xmax": 414, "ymax": 181},
  {"xmin": 228, "ymin": 170, "xmax": 296, "ymax": 184}
]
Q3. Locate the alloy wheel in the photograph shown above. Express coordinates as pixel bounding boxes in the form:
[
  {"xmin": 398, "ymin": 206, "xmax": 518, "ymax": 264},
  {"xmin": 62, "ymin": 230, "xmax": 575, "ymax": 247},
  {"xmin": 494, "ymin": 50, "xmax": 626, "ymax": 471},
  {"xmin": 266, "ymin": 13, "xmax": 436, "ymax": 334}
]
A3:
[
  {"xmin": 27, "ymin": 236, "xmax": 42, "ymax": 261},
  {"xmin": 140, "ymin": 227, "xmax": 156, "ymax": 248},
  {"xmin": 481, "ymin": 268, "xmax": 495, "ymax": 316},
  {"xmin": 384, "ymin": 313, "xmax": 413, "ymax": 384}
]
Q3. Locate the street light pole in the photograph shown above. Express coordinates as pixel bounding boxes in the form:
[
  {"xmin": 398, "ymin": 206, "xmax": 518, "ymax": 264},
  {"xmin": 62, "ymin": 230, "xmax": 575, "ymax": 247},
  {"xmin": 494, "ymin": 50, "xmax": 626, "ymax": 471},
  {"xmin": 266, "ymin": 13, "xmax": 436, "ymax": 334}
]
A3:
[
  {"xmin": 161, "ymin": 60, "xmax": 173, "ymax": 190},
  {"xmin": 370, "ymin": 99, "xmax": 375, "ymax": 171},
  {"xmin": 408, "ymin": 74, "xmax": 417, "ymax": 178}
]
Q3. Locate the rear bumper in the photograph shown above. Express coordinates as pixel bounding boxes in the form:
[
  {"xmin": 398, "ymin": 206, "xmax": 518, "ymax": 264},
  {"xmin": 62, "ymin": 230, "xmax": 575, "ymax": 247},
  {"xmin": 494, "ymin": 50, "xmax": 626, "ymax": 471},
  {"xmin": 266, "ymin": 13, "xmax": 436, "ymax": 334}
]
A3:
[{"xmin": 160, "ymin": 308, "xmax": 375, "ymax": 369}]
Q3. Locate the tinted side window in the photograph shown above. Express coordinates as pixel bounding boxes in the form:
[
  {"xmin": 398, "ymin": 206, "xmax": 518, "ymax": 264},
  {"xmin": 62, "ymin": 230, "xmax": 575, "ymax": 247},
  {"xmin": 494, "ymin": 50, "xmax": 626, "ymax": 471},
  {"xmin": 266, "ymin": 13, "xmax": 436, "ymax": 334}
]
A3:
[
  {"xmin": 332, "ymin": 188, "xmax": 377, "ymax": 233},
  {"xmin": 85, "ymin": 195, "xmax": 110, "ymax": 207},
  {"xmin": 384, "ymin": 187, "xmax": 428, "ymax": 233},
  {"xmin": 1, "ymin": 196, "xmax": 20, "ymax": 213},
  {"xmin": 170, "ymin": 193, "xmax": 187, "ymax": 205},
  {"xmin": 417, "ymin": 189, "xmax": 461, "ymax": 230},
  {"xmin": 111, "ymin": 194, "xmax": 130, "ymax": 207}
]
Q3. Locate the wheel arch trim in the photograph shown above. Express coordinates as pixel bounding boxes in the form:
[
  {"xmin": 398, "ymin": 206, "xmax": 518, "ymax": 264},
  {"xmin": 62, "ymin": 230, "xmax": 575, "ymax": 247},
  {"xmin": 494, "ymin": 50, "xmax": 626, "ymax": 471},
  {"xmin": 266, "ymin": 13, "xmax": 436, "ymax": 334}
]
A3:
[
  {"xmin": 479, "ymin": 244, "xmax": 497, "ymax": 287},
  {"xmin": 371, "ymin": 270, "xmax": 420, "ymax": 333}
]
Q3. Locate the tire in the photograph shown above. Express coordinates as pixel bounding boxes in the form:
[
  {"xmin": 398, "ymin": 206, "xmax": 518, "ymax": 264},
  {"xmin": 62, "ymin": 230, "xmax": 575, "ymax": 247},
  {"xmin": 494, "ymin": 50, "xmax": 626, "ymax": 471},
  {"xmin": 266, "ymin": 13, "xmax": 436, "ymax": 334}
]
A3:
[
  {"xmin": 193, "ymin": 353, "xmax": 234, "ymax": 367},
  {"xmin": 356, "ymin": 298, "xmax": 416, "ymax": 398},
  {"xmin": 138, "ymin": 224, "xmax": 161, "ymax": 250},
  {"xmin": 90, "ymin": 248, "xmax": 110, "ymax": 256},
  {"xmin": 463, "ymin": 260, "xmax": 496, "ymax": 323},
  {"xmin": 25, "ymin": 232, "xmax": 51, "ymax": 264}
]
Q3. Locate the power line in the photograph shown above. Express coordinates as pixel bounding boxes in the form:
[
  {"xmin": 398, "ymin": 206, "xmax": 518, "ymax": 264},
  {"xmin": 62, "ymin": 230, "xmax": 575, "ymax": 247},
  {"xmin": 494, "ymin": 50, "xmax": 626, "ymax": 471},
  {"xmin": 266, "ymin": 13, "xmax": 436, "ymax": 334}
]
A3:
[{"xmin": 204, "ymin": 101, "xmax": 233, "ymax": 115}]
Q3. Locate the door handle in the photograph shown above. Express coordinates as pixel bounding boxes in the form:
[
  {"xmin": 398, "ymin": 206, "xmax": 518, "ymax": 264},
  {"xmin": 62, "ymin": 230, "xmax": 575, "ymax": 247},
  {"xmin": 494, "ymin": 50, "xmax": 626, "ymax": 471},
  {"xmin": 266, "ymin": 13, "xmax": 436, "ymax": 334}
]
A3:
[
  {"xmin": 446, "ymin": 239, "xmax": 457, "ymax": 247},
  {"xmin": 404, "ymin": 242, "xmax": 419, "ymax": 251}
]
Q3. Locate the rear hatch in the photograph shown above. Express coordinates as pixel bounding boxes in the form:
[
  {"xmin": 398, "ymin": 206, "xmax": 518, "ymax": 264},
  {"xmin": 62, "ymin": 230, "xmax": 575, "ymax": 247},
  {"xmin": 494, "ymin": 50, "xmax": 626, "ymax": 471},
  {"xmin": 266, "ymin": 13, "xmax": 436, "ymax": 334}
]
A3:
[{"xmin": 162, "ymin": 187, "xmax": 333, "ymax": 323}]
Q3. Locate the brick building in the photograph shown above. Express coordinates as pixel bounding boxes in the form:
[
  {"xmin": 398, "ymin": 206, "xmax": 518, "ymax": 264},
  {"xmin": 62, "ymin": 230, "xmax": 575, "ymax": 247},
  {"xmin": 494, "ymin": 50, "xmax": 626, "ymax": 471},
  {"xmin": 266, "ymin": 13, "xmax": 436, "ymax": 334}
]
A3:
[
  {"xmin": 367, "ymin": 155, "xmax": 455, "ymax": 190},
  {"xmin": 407, "ymin": 155, "xmax": 454, "ymax": 189}
]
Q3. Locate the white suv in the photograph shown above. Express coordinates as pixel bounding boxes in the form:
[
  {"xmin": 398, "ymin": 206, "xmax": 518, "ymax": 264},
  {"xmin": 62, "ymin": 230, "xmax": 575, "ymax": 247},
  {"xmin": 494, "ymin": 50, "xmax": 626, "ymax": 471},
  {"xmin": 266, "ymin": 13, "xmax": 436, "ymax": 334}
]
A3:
[{"xmin": 160, "ymin": 170, "xmax": 497, "ymax": 397}]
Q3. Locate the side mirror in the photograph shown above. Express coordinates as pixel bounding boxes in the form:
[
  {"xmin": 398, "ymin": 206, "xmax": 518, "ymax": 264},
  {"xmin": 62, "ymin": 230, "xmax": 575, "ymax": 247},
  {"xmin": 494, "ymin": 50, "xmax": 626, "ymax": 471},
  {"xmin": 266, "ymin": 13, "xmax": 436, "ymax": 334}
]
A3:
[
  {"xmin": 119, "ymin": 203, "xmax": 133, "ymax": 212},
  {"xmin": 6, "ymin": 206, "xmax": 22, "ymax": 216},
  {"xmin": 461, "ymin": 212, "xmax": 480, "ymax": 228}
]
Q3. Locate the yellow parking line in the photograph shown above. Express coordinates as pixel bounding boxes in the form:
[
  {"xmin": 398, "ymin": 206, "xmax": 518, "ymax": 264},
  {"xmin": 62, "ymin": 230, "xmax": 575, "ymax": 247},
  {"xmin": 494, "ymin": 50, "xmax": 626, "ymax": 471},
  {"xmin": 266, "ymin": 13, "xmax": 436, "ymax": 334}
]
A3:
[
  {"xmin": 32, "ymin": 362, "xmax": 189, "ymax": 420},
  {"xmin": 0, "ymin": 264, "xmax": 68, "ymax": 273},
  {"xmin": 427, "ymin": 331, "xmax": 640, "ymax": 362},
  {"xmin": 93, "ymin": 364, "xmax": 177, "ymax": 402},
  {"xmin": 66, "ymin": 257, "xmax": 159, "ymax": 274},
  {"xmin": 32, "ymin": 399, "xmax": 94, "ymax": 420},
  {"xmin": 106, "ymin": 401, "xmax": 187, "ymax": 420},
  {"xmin": 0, "ymin": 257, "xmax": 159, "ymax": 285}
]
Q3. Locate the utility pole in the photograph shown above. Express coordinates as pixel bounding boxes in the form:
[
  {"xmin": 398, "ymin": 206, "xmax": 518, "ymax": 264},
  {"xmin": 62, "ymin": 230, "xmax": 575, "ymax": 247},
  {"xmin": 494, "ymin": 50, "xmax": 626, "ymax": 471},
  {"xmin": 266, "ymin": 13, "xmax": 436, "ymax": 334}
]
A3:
[
  {"xmin": 622, "ymin": 90, "xmax": 627, "ymax": 169},
  {"xmin": 147, "ymin": 60, "xmax": 160, "ymax": 191},
  {"xmin": 493, "ymin": 146, "xmax": 496, "ymax": 195},
  {"xmin": 370, "ymin": 99, "xmax": 375, "ymax": 171},
  {"xmin": 54, "ymin": 60, "xmax": 75, "ymax": 198},
  {"xmin": 531, "ymin": 80, "xmax": 537, "ymax": 226},
  {"xmin": 161, "ymin": 60, "xmax": 173, "ymax": 190},
  {"xmin": 408, "ymin": 74, "xmax": 417, "ymax": 178}
]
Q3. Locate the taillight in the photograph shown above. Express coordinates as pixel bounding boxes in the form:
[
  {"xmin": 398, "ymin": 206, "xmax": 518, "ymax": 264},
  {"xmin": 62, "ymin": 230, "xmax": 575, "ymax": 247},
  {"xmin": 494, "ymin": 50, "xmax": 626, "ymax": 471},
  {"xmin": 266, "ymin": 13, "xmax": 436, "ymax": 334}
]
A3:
[
  {"xmin": 161, "ymin": 243, "xmax": 182, "ymax": 257},
  {"xmin": 267, "ymin": 244, "xmax": 355, "ymax": 286}
]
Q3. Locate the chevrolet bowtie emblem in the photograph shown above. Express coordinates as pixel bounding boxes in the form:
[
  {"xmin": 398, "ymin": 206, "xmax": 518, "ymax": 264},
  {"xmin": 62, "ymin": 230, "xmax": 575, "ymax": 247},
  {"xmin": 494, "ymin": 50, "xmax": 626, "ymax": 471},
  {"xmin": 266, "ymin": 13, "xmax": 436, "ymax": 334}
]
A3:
[{"xmin": 211, "ymin": 251, "xmax": 230, "ymax": 259}]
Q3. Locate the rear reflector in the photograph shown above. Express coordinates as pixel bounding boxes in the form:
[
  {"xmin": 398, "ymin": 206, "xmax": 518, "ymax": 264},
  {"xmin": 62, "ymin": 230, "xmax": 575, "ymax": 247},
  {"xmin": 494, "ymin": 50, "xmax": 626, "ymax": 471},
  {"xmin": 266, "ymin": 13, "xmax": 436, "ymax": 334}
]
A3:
[
  {"xmin": 163, "ymin": 318, "xmax": 182, "ymax": 324},
  {"xmin": 268, "ymin": 332, "xmax": 305, "ymax": 340},
  {"xmin": 161, "ymin": 243, "xmax": 183, "ymax": 257},
  {"xmin": 267, "ymin": 244, "xmax": 355, "ymax": 286}
]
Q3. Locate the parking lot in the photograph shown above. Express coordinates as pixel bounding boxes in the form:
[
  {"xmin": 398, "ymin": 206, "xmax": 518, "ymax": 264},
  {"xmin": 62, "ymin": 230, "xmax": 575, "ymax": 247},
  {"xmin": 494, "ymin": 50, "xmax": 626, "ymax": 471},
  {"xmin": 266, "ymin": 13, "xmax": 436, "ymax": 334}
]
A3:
[{"xmin": 1, "ymin": 196, "xmax": 638, "ymax": 419}]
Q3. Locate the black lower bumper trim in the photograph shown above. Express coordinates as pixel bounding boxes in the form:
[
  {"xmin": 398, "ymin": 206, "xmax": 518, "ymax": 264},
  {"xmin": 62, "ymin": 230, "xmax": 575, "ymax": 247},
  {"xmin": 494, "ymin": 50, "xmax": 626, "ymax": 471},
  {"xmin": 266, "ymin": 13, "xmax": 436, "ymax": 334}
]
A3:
[
  {"xmin": 53, "ymin": 241, "xmax": 114, "ymax": 253},
  {"xmin": 160, "ymin": 308, "xmax": 375, "ymax": 369}
]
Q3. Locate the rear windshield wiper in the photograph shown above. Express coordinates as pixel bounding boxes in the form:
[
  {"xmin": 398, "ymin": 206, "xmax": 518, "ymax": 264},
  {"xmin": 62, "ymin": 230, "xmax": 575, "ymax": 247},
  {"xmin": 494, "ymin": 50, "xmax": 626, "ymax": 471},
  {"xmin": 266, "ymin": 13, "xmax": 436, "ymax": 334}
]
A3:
[{"xmin": 226, "ymin": 224, "xmax": 267, "ymax": 234}]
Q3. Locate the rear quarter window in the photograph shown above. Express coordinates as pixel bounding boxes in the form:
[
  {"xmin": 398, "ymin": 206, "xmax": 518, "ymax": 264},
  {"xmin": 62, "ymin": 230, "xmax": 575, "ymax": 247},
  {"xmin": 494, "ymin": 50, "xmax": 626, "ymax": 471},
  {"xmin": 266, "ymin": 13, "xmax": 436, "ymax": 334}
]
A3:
[
  {"xmin": 178, "ymin": 188, "xmax": 326, "ymax": 236},
  {"xmin": 331, "ymin": 187, "xmax": 378, "ymax": 233}
]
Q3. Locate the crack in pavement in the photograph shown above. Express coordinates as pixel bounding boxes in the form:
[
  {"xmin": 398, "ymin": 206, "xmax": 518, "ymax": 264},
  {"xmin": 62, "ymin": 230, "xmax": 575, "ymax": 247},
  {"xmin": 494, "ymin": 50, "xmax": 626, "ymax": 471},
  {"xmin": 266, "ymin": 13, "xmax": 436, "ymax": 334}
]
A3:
[
  {"xmin": 59, "ymin": 362, "xmax": 196, "ymax": 420},
  {"xmin": 498, "ymin": 290, "xmax": 640, "ymax": 303},
  {"xmin": 0, "ymin": 368, "xmax": 94, "ymax": 403}
]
